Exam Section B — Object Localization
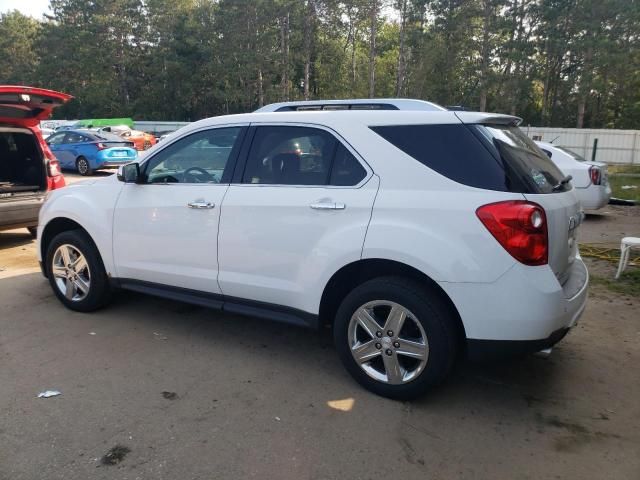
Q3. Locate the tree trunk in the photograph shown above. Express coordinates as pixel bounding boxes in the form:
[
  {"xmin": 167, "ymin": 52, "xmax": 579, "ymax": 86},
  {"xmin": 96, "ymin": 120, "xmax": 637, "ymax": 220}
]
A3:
[
  {"xmin": 257, "ymin": 68, "xmax": 264, "ymax": 107},
  {"xmin": 478, "ymin": 0, "xmax": 491, "ymax": 112},
  {"xmin": 368, "ymin": 0, "xmax": 378, "ymax": 98},
  {"xmin": 280, "ymin": 13, "xmax": 290, "ymax": 101},
  {"xmin": 395, "ymin": 0, "xmax": 408, "ymax": 97},
  {"xmin": 303, "ymin": 0, "xmax": 315, "ymax": 100}
]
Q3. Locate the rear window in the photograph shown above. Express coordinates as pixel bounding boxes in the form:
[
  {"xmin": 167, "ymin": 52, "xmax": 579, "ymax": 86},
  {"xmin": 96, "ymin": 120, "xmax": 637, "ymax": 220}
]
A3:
[
  {"xmin": 370, "ymin": 123, "xmax": 569, "ymax": 193},
  {"xmin": 556, "ymin": 146, "xmax": 586, "ymax": 162}
]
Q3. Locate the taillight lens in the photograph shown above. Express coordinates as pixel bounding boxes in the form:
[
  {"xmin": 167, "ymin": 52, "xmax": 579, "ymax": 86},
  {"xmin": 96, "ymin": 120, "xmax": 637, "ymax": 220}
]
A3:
[
  {"xmin": 589, "ymin": 166, "xmax": 601, "ymax": 185},
  {"xmin": 476, "ymin": 201, "xmax": 548, "ymax": 266},
  {"xmin": 47, "ymin": 159, "xmax": 61, "ymax": 177},
  {"xmin": 96, "ymin": 143, "xmax": 107, "ymax": 150}
]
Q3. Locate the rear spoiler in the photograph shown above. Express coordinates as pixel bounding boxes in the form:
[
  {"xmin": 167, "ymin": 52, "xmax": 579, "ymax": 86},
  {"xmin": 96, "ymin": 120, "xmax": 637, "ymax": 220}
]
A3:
[{"xmin": 455, "ymin": 112, "xmax": 522, "ymax": 126}]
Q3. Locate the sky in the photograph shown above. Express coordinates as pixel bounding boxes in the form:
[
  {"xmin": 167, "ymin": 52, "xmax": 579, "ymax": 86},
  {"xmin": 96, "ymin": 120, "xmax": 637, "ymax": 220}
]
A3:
[{"xmin": 0, "ymin": 0, "xmax": 50, "ymax": 18}]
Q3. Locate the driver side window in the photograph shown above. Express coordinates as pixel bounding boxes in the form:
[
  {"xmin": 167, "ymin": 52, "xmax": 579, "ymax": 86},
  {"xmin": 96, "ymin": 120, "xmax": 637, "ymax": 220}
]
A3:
[{"xmin": 143, "ymin": 127, "xmax": 242, "ymax": 184}]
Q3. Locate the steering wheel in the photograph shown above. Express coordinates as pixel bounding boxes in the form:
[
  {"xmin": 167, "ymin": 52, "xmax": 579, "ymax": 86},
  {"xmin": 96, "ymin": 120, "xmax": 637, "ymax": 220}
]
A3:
[{"xmin": 183, "ymin": 166, "xmax": 215, "ymax": 183}]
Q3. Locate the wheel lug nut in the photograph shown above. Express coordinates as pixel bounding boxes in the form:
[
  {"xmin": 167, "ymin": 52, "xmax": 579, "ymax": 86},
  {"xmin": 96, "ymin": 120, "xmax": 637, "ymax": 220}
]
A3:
[
  {"xmin": 393, "ymin": 341, "xmax": 400, "ymax": 348},
  {"xmin": 376, "ymin": 331, "xmax": 383, "ymax": 338},
  {"xmin": 385, "ymin": 349, "xmax": 393, "ymax": 356},
  {"xmin": 387, "ymin": 330, "xmax": 393, "ymax": 337},
  {"xmin": 375, "ymin": 343, "xmax": 382, "ymax": 349}
]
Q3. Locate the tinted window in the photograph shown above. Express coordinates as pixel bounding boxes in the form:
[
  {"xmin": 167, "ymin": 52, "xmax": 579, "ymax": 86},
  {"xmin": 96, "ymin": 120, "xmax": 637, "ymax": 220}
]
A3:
[
  {"xmin": 144, "ymin": 127, "xmax": 241, "ymax": 184},
  {"xmin": 47, "ymin": 133, "xmax": 66, "ymax": 145},
  {"xmin": 330, "ymin": 144, "xmax": 366, "ymax": 186},
  {"xmin": 370, "ymin": 124, "xmax": 568, "ymax": 193},
  {"xmin": 472, "ymin": 125, "xmax": 569, "ymax": 193},
  {"xmin": 66, "ymin": 132, "xmax": 87, "ymax": 144},
  {"xmin": 243, "ymin": 126, "xmax": 337, "ymax": 185}
]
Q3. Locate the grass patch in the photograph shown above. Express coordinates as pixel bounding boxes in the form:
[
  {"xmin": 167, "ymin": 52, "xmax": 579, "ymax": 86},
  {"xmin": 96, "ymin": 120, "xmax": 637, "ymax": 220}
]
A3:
[
  {"xmin": 590, "ymin": 268, "xmax": 640, "ymax": 297},
  {"xmin": 608, "ymin": 164, "xmax": 640, "ymax": 175},
  {"xmin": 608, "ymin": 174, "xmax": 640, "ymax": 202}
]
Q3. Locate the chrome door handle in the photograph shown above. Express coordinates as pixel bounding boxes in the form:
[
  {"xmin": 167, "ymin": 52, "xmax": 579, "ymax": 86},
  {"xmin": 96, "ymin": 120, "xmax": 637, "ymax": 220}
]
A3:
[
  {"xmin": 187, "ymin": 201, "xmax": 215, "ymax": 209},
  {"xmin": 310, "ymin": 202, "xmax": 346, "ymax": 210}
]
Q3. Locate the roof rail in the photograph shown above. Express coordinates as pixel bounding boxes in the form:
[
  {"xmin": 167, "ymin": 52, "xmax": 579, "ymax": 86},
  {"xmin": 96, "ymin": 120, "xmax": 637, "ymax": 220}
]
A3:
[{"xmin": 255, "ymin": 98, "xmax": 446, "ymax": 113}]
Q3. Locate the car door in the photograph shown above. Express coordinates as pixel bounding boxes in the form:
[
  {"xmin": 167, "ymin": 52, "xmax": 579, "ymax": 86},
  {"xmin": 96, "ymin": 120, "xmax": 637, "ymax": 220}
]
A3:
[
  {"xmin": 62, "ymin": 132, "xmax": 90, "ymax": 167},
  {"xmin": 112, "ymin": 125, "xmax": 247, "ymax": 293},
  {"xmin": 46, "ymin": 132, "xmax": 73, "ymax": 167},
  {"xmin": 217, "ymin": 124, "xmax": 379, "ymax": 314}
]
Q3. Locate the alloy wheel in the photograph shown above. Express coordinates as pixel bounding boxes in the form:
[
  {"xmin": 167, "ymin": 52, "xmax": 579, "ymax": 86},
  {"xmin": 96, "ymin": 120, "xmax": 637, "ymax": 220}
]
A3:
[
  {"xmin": 77, "ymin": 158, "xmax": 89, "ymax": 175},
  {"xmin": 51, "ymin": 244, "xmax": 91, "ymax": 302},
  {"xmin": 348, "ymin": 300, "xmax": 429, "ymax": 385}
]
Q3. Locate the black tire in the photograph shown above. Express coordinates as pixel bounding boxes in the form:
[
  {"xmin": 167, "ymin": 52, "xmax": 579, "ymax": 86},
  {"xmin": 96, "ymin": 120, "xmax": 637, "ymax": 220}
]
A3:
[
  {"xmin": 27, "ymin": 226, "xmax": 38, "ymax": 238},
  {"xmin": 45, "ymin": 229, "xmax": 112, "ymax": 312},
  {"xmin": 76, "ymin": 156, "xmax": 92, "ymax": 176},
  {"xmin": 334, "ymin": 276, "xmax": 458, "ymax": 400}
]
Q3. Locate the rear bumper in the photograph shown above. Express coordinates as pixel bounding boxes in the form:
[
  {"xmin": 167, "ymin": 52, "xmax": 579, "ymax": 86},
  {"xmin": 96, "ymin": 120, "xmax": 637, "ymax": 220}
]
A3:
[
  {"xmin": 467, "ymin": 327, "xmax": 570, "ymax": 361},
  {"xmin": 440, "ymin": 256, "xmax": 589, "ymax": 355},
  {"xmin": 99, "ymin": 161, "xmax": 135, "ymax": 168},
  {"xmin": 0, "ymin": 194, "xmax": 45, "ymax": 230},
  {"xmin": 576, "ymin": 185, "xmax": 611, "ymax": 210}
]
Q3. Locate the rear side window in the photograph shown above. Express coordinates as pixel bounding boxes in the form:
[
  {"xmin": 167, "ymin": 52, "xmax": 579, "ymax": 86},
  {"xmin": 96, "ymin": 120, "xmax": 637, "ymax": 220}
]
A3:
[
  {"xmin": 242, "ymin": 126, "xmax": 367, "ymax": 186},
  {"xmin": 330, "ymin": 144, "xmax": 366, "ymax": 186},
  {"xmin": 370, "ymin": 124, "xmax": 568, "ymax": 193}
]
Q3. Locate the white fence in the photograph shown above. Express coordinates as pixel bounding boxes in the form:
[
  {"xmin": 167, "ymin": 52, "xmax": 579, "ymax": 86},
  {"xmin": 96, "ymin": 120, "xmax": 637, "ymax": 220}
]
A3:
[
  {"xmin": 524, "ymin": 126, "xmax": 640, "ymax": 165},
  {"xmin": 134, "ymin": 121, "xmax": 189, "ymax": 133}
]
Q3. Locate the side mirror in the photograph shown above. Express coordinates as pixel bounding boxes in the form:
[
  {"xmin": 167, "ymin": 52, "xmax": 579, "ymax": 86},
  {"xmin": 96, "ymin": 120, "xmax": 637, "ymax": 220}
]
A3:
[{"xmin": 117, "ymin": 162, "xmax": 140, "ymax": 183}]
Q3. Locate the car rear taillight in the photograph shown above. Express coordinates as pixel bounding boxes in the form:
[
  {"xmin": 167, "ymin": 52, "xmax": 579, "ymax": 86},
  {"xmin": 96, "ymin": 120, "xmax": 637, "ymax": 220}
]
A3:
[
  {"xmin": 96, "ymin": 143, "xmax": 107, "ymax": 150},
  {"xmin": 47, "ymin": 159, "xmax": 61, "ymax": 177},
  {"xmin": 589, "ymin": 166, "xmax": 601, "ymax": 185},
  {"xmin": 476, "ymin": 200, "xmax": 548, "ymax": 266}
]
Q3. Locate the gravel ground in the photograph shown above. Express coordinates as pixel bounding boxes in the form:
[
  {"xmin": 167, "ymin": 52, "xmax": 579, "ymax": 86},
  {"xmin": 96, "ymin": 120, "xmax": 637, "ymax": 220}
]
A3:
[{"xmin": 0, "ymin": 178, "xmax": 638, "ymax": 479}]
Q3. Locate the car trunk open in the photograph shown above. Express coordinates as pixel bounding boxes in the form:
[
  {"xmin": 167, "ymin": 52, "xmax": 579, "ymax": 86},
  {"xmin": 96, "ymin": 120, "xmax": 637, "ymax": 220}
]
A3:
[{"xmin": 0, "ymin": 127, "xmax": 46, "ymax": 194}]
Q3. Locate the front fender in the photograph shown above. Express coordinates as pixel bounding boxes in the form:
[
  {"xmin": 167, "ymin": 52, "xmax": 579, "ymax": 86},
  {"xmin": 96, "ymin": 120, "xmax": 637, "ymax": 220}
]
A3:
[{"xmin": 38, "ymin": 178, "xmax": 123, "ymax": 276}]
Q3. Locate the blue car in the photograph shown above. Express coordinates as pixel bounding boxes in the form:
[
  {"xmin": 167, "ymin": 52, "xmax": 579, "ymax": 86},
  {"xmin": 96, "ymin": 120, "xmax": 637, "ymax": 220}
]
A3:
[{"xmin": 46, "ymin": 129, "xmax": 138, "ymax": 176}]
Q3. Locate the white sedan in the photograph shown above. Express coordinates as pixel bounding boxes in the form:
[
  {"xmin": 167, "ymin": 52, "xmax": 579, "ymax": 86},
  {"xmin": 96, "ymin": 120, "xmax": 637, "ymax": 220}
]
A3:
[{"xmin": 536, "ymin": 141, "xmax": 611, "ymax": 210}]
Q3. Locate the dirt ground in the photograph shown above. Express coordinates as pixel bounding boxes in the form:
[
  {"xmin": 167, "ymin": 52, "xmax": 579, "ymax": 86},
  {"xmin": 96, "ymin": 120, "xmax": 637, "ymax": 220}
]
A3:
[{"xmin": 1, "ymin": 176, "xmax": 638, "ymax": 479}]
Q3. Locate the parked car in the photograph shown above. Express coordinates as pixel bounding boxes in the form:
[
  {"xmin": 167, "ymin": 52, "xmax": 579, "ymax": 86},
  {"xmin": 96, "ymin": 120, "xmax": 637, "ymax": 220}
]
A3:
[
  {"xmin": 123, "ymin": 129, "xmax": 157, "ymax": 151},
  {"xmin": 37, "ymin": 105, "xmax": 588, "ymax": 399},
  {"xmin": 46, "ymin": 130, "xmax": 138, "ymax": 176},
  {"xmin": 535, "ymin": 141, "xmax": 611, "ymax": 210},
  {"xmin": 0, "ymin": 86, "xmax": 69, "ymax": 237},
  {"xmin": 98, "ymin": 125, "xmax": 157, "ymax": 151},
  {"xmin": 40, "ymin": 127, "xmax": 55, "ymax": 139}
]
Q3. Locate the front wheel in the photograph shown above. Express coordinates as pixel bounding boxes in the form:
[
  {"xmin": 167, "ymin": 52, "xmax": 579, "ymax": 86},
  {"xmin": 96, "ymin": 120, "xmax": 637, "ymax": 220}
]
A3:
[
  {"xmin": 334, "ymin": 276, "xmax": 458, "ymax": 400},
  {"xmin": 76, "ymin": 156, "xmax": 92, "ymax": 176},
  {"xmin": 45, "ymin": 230, "xmax": 111, "ymax": 312}
]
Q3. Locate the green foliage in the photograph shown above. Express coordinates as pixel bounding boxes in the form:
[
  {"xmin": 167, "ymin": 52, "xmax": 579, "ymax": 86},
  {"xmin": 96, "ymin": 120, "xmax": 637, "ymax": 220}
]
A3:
[{"xmin": 0, "ymin": 0, "xmax": 638, "ymax": 126}]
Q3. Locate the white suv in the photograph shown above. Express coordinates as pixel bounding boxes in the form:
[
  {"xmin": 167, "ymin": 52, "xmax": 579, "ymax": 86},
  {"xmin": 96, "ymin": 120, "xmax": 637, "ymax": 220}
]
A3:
[{"xmin": 37, "ymin": 108, "xmax": 588, "ymax": 399}]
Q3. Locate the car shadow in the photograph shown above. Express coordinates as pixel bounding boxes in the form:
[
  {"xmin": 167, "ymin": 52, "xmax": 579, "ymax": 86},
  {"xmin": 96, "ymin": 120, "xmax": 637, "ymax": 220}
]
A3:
[
  {"xmin": 0, "ymin": 229, "xmax": 34, "ymax": 249},
  {"xmin": 2, "ymin": 272, "xmax": 572, "ymax": 413},
  {"xmin": 584, "ymin": 212, "xmax": 608, "ymax": 222}
]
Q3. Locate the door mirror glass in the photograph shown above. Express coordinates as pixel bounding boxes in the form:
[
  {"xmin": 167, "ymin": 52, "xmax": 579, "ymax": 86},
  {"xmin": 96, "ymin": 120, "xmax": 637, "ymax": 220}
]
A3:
[{"xmin": 117, "ymin": 162, "xmax": 140, "ymax": 183}]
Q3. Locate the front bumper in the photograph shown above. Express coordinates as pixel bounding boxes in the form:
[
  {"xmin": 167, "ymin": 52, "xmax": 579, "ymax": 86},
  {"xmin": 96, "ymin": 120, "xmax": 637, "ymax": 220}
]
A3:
[{"xmin": 440, "ymin": 256, "xmax": 589, "ymax": 359}]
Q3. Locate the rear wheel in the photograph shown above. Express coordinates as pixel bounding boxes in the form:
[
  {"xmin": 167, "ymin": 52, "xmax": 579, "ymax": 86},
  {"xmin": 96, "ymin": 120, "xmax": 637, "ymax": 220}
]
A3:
[
  {"xmin": 27, "ymin": 226, "xmax": 37, "ymax": 238},
  {"xmin": 76, "ymin": 156, "xmax": 92, "ymax": 176},
  {"xmin": 334, "ymin": 276, "xmax": 458, "ymax": 400},
  {"xmin": 45, "ymin": 230, "xmax": 111, "ymax": 312}
]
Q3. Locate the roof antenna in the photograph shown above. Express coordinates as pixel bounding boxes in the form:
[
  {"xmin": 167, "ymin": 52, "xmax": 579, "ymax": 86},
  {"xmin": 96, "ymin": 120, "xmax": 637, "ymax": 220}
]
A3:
[{"xmin": 550, "ymin": 135, "xmax": 560, "ymax": 144}]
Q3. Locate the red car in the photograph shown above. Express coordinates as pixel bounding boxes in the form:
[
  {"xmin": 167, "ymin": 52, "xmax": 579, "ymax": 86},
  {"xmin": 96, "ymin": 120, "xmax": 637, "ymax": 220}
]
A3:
[{"xmin": 0, "ymin": 86, "xmax": 70, "ymax": 237}]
